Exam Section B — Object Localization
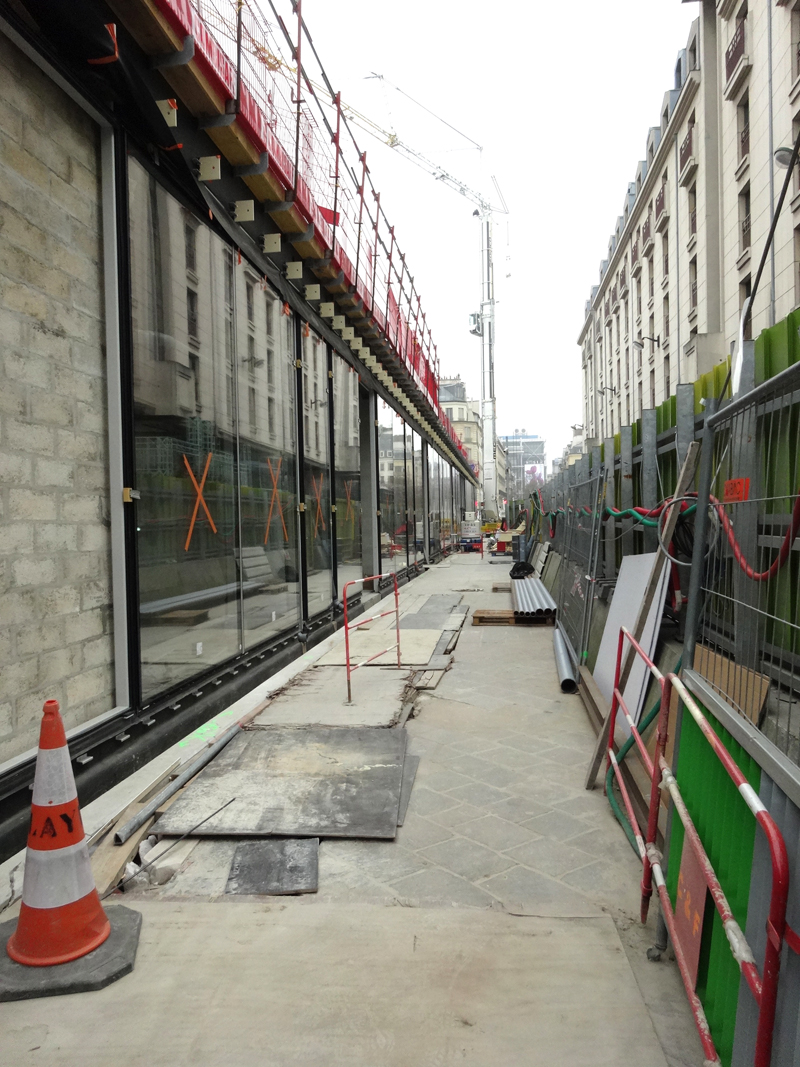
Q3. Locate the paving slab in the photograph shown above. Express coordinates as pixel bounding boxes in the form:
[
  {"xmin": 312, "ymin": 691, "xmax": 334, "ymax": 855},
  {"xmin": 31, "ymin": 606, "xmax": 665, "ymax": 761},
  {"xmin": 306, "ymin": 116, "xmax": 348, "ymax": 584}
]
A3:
[
  {"xmin": 0, "ymin": 902, "xmax": 673, "ymax": 1067},
  {"xmin": 253, "ymin": 665, "xmax": 407, "ymax": 727},
  {"xmin": 317, "ymin": 629, "xmax": 441, "ymax": 665}
]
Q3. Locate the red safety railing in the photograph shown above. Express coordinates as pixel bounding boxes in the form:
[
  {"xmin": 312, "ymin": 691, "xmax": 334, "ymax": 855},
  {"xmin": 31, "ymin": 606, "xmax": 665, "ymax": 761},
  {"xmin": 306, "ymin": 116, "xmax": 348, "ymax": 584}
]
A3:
[
  {"xmin": 342, "ymin": 573, "xmax": 401, "ymax": 703},
  {"xmin": 605, "ymin": 626, "xmax": 794, "ymax": 1067}
]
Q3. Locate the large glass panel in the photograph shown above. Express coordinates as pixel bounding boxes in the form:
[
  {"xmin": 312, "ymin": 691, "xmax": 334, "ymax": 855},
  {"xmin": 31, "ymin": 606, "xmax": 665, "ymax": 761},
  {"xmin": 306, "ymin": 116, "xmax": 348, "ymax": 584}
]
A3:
[
  {"xmin": 333, "ymin": 355, "xmax": 361, "ymax": 595},
  {"xmin": 239, "ymin": 287, "xmax": 301, "ymax": 647},
  {"xmin": 392, "ymin": 411, "xmax": 409, "ymax": 570},
  {"xmin": 440, "ymin": 457, "xmax": 451, "ymax": 553},
  {"xmin": 302, "ymin": 326, "xmax": 332, "ymax": 616},
  {"xmin": 129, "ymin": 159, "xmax": 241, "ymax": 699},
  {"xmin": 428, "ymin": 445, "xmax": 440, "ymax": 557},
  {"xmin": 378, "ymin": 399, "xmax": 398, "ymax": 572},
  {"xmin": 412, "ymin": 430, "xmax": 424, "ymax": 563}
]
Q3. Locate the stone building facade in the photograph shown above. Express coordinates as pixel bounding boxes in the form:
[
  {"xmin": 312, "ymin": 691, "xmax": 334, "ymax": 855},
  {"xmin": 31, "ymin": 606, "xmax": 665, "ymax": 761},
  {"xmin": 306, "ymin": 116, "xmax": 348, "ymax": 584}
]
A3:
[
  {"xmin": 0, "ymin": 32, "xmax": 113, "ymax": 763},
  {"xmin": 579, "ymin": 0, "xmax": 800, "ymax": 438}
]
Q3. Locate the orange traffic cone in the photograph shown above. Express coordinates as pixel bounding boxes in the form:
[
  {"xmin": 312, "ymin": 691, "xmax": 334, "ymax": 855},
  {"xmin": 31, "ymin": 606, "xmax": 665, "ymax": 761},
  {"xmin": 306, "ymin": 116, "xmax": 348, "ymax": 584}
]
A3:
[{"xmin": 6, "ymin": 700, "xmax": 110, "ymax": 967}]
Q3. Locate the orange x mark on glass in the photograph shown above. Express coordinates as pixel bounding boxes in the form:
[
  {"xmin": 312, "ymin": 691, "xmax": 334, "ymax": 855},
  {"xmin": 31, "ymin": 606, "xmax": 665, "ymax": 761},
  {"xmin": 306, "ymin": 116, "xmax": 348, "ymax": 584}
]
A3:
[
  {"xmin": 312, "ymin": 473, "xmax": 327, "ymax": 538},
  {"xmin": 264, "ymin": 457, "xmax": 289, "ymax": 543},
  {"xmin": 344, "ymin": 480, "xmax": 355, "ymax": 523},
  {"xmin": 183, "ymin": 452, "xmax": 217, "ymax": 551}
]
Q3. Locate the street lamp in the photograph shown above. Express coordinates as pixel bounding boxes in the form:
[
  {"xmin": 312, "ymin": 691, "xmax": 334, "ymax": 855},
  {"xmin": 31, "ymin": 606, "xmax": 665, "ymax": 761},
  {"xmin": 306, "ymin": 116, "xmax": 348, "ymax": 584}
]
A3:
[{"xmin": 632, "ymin": 336, "xmax": 660, "ymax": 350}]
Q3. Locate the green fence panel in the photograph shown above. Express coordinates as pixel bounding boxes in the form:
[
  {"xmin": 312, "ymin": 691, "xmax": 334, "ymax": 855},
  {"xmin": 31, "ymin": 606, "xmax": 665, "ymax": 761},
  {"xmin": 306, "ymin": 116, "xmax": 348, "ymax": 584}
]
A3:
[{"xmin": 667, "ymin": 703, "xmax": 761, "ymax": 1067}]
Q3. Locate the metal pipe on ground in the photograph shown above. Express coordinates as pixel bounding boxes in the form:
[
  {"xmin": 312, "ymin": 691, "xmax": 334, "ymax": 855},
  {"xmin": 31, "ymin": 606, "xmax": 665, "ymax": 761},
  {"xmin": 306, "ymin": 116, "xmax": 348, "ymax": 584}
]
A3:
[
  {"xmin": 114, "ymin": 723, "xmax": 241, "ymax": 844},
  {"xmin": 529, "ymin": 577, "xmax": 556, "ymax": 617},
  {"xmin": 553, "ymin": 629, "xmax": 579, "ymax": 694}
]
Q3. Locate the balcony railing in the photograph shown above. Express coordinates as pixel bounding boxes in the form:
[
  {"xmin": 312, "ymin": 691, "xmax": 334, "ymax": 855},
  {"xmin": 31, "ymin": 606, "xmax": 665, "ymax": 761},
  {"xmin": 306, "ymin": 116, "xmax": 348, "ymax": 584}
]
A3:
[
  {"xmin": 679, "ymin": 127, "xmax": 693, "ymax": 173},
  {"xmin": 740, "ymin": 122, "xmax": 749, "ymax": 160},
  {"xmin": 725, "ymin": 20, "xmax": 745, "ymax": 84},
  {"xmin": 655, "ymin": 185, "xmax": 666, "ymax": 222},
  {"xmin": 690, "ymin": 209, "xmax": 697, "ymax": 235},
  {"xmin": 741, "ymin": 213, "xmax": 751, "ymax": 251}
]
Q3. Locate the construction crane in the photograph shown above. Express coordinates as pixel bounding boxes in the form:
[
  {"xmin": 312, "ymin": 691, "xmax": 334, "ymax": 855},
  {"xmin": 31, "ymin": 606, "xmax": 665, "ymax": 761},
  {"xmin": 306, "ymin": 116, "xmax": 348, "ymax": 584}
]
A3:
[{"xmin": 330, "ymin": 76, "xmax": 508, "ymax": 519}]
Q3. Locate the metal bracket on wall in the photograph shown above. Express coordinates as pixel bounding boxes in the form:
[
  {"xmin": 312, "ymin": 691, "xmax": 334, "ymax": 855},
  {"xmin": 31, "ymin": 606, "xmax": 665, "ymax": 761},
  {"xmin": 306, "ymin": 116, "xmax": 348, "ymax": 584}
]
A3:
[{"xmin": 151, "ymin": 35, "xmax": 195, "ymax": 69}]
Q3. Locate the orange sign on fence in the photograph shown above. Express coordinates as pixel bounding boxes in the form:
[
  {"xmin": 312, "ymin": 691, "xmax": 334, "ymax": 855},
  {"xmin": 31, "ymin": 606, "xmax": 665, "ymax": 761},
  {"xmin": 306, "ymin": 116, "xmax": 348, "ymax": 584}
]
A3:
[{"xmin": 723, "ymin": 477, "xmax": 750, "ymax": 503}]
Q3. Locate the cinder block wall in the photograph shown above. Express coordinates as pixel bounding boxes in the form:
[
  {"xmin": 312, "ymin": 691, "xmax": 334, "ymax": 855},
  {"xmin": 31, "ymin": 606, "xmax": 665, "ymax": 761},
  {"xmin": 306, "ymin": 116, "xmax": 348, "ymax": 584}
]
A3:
[{"xmin": 0, "ymin": 33, "xmax": 114, "ymax": 763}]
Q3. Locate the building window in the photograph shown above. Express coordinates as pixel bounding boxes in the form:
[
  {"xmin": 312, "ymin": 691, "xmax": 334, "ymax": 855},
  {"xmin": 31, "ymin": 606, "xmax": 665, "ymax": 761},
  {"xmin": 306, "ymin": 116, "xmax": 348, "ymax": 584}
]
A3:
[
  {"xmin": 187, "ymin": 288, "xmax": 199, "ymax": 341},
  {"xmin": 688, "ymin": 185, "xmax": 697, "ymax": 237},
  {"xmin": 648, "ymin": 257, "xmax": 654, "ymax": 300},
  {"xmin": 649, "ymin": 314, "xmax": 656, "ymax": 357},
  {"xmin": 267, "ymin": 347, "xmax": 274, "ymax": 388},
  {"xmin": 638, "ymin": 380, "xmax": 643, "ymax": 417},
  {"xmin": 664, "ymin": 355, "xmax": 671, "ymax": 399},
  {"xmin": 737, "ymin": 93, "xmax": 750, "ymax": 160},
  {"xmin": 636, "ymin": 278, "xmax": 642, "ymax": 317},
  {"xmin": 248, "ymin": 386, "xmax": 257, "ymax": 433},
  {"xmin": 266, "ymin": 296, "xmax": 274, "ymax": 339},
  {"xmin": 184, "ymin": 220, "xmax": 197, "ymax": 275},
  {"xmin": 246, "ymin": 281, "xmax": 255, "ymax": 325},
  {"xmin": 268, "ymin": 395, "xmax": 276, "ymax": 436},
  {"xmin": 662, "ymin": 236, "xmax": 669, "ymax": 278},
  {"xmin": 247, "ymin": 334, "xmax": 256, "ymax": 374},
  {"xmin": 650, "ymin": 368, "xmax": 656, "ymax": 408},
  {"xmin": 689, "ymin": 256, "xmax": 698, "ymax": 310},
  {"xmin": 739, "ymin": 184, "xmax": 751, "ymax": 252},
  {"xmin": 663, "ymin": 295, "xmax": 670, "ymax": 339}
]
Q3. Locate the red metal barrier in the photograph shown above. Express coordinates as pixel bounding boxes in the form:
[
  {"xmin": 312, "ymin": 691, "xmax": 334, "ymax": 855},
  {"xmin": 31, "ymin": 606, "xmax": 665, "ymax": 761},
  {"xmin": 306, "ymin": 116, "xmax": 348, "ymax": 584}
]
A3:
[
  {"xmin": 605, "ymin": 626, "xmax": 794, "ymax": 1067},
  {"xmin": 342, "ymin": 573, "xmax": 401, "ymax": 703}
]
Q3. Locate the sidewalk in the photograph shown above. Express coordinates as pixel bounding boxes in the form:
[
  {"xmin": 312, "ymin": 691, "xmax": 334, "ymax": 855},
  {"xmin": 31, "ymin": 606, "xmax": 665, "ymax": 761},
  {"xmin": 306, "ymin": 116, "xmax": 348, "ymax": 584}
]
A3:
[{"xmin": 2, "ymin": 555, "xmax": 703, "ymax": 1066}]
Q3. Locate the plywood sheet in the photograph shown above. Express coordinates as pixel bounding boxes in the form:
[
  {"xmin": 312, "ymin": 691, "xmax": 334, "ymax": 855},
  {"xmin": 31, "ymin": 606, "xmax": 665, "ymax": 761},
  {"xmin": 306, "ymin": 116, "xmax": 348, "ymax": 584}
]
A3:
[
  {"xmin": 153, "ymin": 727, "xmax": 407, "ymax": 840},
  {"xmin": 225, "ymin": 839, "xmax": 318, "ymax": 895},
  {"xmin": 396, "ymin": 755, "xmax": 420, "ymax": 826},
  {"xmin": 593, "ymin": 553, "xmax": 670, "ymax": 732},
  {"xmin": 693, "ymin": 645, "xmax": 769, "ymax": 724}
]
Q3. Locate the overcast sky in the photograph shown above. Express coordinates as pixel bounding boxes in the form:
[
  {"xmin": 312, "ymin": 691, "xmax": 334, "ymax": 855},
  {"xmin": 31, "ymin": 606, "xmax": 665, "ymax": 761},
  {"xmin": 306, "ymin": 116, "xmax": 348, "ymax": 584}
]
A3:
[{"xmin": 300, "ymin": 1, "xmax": 699, "ymax": 465}]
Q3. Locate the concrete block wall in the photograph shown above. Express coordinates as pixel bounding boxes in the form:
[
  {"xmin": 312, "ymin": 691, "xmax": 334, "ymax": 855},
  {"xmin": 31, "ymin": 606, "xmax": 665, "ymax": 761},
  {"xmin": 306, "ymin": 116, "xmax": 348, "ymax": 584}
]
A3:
[{"xmin": 0, "ymin": 33, "xmax": 114, "ymax": 763}]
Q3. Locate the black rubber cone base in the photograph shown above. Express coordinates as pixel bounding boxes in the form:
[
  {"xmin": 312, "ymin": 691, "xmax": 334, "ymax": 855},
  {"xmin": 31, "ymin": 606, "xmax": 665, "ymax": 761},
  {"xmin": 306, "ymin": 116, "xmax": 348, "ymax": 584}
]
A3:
[{"xmin": 0, "ymin": 906, "xmax": 142, "ymax": 1002}]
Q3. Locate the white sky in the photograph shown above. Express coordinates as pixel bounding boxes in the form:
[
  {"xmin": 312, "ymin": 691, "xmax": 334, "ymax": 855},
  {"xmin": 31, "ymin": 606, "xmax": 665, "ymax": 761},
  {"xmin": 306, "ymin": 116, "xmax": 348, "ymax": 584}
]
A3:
[{"xmin": 300, "ymin": 1, "xmax": 700, "ymax": 465}]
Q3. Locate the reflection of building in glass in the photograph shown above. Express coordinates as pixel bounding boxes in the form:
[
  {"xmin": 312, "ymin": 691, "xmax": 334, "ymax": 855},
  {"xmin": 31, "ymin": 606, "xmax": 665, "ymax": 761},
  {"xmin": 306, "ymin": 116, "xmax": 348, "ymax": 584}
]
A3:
[{"xmin": 499, "ymin": 433, "xmax": 546, "ymax": 501}]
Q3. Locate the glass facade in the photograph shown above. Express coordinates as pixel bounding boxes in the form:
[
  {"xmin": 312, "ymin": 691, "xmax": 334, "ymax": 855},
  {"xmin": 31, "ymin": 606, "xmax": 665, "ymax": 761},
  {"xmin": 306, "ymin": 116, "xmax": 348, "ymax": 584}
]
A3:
[
  {"xmin": 302, "ymin": 325, "xmax": 332, "ymax": 617},
  {"xmin": 412, "ymin": 430, "xmax": 424, "ymax": 562},
  {"xmin": 129, "ymin": 159, "xmax": 302, "ymax": 699},
  {"xmin": 333, "ymin": 354, "xmax": 361, "ymax": 597},
  {"xmin": 127, "ymin": 159, "xmax": 471, "ymax": 702}
]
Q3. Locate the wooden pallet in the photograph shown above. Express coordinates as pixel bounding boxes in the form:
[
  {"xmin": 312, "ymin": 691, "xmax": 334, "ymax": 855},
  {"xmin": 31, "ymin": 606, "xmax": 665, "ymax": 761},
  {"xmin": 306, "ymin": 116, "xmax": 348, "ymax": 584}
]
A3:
[{"xmin": 472, "ymin": 609, "xmax": 516, "ymax": 626}]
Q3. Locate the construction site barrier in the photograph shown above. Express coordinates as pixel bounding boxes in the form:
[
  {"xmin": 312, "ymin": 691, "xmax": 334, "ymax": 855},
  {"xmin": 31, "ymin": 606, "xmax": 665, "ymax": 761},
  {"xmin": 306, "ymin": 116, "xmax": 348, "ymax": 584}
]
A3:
[
  {"xmin": 342, "ymin": 573, "xmax": 401, "ymax": 703},
  {"xmin": 605, "ymin": 626, "xmax": 796, "ymax": 1067}
]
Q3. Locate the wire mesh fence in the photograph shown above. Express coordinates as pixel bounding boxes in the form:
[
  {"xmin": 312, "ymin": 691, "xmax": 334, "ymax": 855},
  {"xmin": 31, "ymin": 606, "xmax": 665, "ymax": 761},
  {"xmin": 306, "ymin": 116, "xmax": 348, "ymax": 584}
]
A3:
[
  {"xmin": 696, "ymin": 361, "xmax": 800, "ymax": 765},
  {"xmin": 554, "ymin": 467, "xmax": 607, "ymax": 664}
]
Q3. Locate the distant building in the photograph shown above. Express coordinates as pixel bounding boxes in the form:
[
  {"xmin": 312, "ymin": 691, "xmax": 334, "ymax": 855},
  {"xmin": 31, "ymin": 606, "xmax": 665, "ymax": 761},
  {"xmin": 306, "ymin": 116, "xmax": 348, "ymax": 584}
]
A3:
[
  {"xmin": 499, "ymin": 433, "xmax": 546, "ymax": 500},
  {"xmin": 440, "ymin": 376, "xmax": 484, "ymax": 501}
]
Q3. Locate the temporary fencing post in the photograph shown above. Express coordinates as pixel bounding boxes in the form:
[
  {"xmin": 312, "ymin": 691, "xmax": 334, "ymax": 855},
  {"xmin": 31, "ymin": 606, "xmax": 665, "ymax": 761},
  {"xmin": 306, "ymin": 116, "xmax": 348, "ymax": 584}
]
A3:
[
  {"xmin": 604, "ymin": 627, "xmax": 795, "ymax": 1067},
  {"xmin": 342, "ymin": 573, "xmax": 403, "ymax": 704}
]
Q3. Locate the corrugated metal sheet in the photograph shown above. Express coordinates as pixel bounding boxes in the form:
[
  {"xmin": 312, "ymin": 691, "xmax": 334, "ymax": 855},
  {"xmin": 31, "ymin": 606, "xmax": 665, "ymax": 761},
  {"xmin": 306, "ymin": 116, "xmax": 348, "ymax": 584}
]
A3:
[{"xmin": 731, "ymin": 772, "xmax": 800, "ymax": 1067}]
